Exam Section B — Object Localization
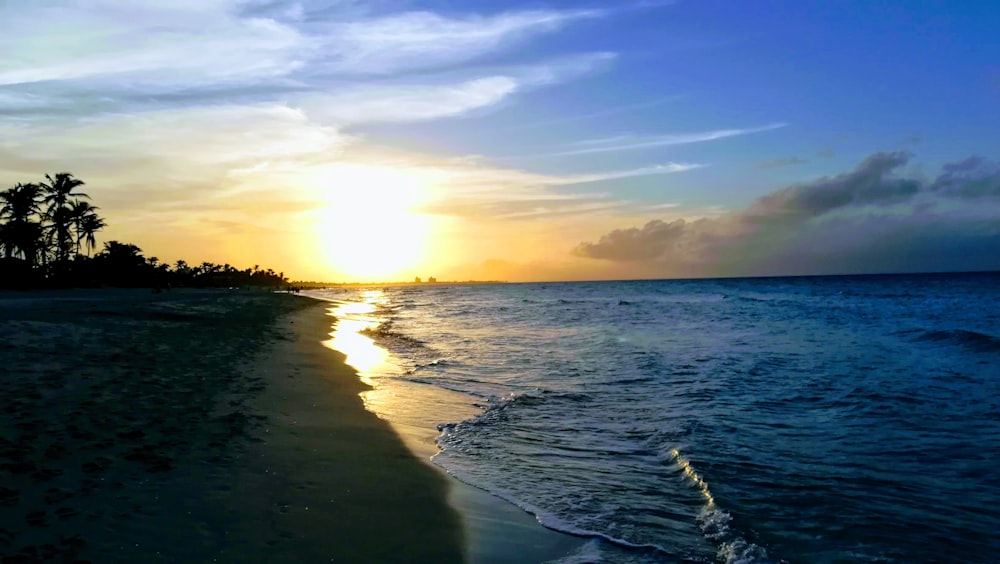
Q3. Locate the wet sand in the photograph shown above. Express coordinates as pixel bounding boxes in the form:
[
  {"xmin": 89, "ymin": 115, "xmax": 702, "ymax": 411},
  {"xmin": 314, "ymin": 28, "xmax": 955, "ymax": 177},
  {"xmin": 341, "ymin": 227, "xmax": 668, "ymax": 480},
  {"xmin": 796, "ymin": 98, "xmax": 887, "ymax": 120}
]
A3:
[{"xmin": 0, "ymin": 289, "xmax": 462, "ymax": 561}]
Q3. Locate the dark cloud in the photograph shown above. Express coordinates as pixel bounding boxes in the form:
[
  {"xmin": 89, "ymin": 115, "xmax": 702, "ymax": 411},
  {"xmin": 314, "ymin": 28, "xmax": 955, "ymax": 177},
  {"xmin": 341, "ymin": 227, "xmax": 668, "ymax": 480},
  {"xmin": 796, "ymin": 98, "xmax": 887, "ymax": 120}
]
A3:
[
  {"xmin": 748, "ymin": 152, "xmax": 919, "ymax": 219},
  {"xmin": 932, "ymin": 156, "xmax": 1000, "ymax": 198},
  {"xmin": 755, "ymin": 156, "xmax": 807, "ymax": 169},
  {"xmin": 574, "ymin": 152, "xmax": 1000, "ymax": 276},
  {"xmin": 575, "ymin": 218, "xmax": 693, "ymax": 261}
]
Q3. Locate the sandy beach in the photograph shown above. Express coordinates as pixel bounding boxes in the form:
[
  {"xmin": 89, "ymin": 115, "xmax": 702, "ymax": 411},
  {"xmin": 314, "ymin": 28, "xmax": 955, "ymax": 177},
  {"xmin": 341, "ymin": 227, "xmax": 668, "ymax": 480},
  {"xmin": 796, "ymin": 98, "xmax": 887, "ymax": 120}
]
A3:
[{"xmin": 0, "ymin": 290, "xmax": 465, "ymax": 561}]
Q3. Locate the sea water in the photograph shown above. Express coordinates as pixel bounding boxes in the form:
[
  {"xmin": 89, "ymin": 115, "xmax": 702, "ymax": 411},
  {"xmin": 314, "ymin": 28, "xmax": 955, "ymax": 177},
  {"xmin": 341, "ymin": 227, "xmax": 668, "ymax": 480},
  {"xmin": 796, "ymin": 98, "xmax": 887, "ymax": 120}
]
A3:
[{"xmin": 305, "ymin": 272, "xmax": 1000, "ymax": 563}]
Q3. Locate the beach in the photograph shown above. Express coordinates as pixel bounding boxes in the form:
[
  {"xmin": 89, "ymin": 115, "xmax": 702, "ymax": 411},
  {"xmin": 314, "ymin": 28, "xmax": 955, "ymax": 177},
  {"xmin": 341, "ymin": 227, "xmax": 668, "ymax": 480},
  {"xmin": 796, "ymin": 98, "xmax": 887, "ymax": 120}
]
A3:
[{"xmin": 0, "ymin": 290, "xmax": 468, "ymax": 561}]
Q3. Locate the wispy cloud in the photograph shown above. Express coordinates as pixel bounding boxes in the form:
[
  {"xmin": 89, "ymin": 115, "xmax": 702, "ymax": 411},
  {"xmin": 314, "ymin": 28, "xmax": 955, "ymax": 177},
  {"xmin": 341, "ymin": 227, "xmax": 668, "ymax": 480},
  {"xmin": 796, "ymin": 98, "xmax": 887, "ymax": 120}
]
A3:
[
  {"xmin": 0, "ymin": 4, "xmax": 603, "ymax": 87},
  {"xmin": 506, "ymin": 95, "xmax": 683, "ymax": 131},
  {"xmin": 295, "ymin": 52, "xmax": 615, "ymax": 125},
  {"xmin": 300, "ymin": 77, "xmax": 520, "ymax": 124},
  {"xmin": 536, "ymin": 123, "xmax": 787, "ymax": 157},
  {"xmin": 552, "ymin": 163, "xmax": 704, "ymax": 184},
  {"xmin": 318, "ymin": 8, "xmax": 605, "ymax": 75},
  {"xmin": 0, "ymin": 2, "xmax": 305, "ymax": 88},
  {"xmin": 0, "ymin": 2, "xmax": 610, "ymax": 124},
  {"xmin": 404, "ymin": 159, "xmax": 701, "ymax": 221}
]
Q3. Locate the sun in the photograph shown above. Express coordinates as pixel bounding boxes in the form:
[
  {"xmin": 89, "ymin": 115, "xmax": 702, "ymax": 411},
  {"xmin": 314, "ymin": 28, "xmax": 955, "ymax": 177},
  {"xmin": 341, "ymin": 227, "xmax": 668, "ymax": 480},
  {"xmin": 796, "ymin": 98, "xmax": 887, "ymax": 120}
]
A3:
[{"xmin": 309, "ymin": 163, "xmax": 434, "ymax": 281}]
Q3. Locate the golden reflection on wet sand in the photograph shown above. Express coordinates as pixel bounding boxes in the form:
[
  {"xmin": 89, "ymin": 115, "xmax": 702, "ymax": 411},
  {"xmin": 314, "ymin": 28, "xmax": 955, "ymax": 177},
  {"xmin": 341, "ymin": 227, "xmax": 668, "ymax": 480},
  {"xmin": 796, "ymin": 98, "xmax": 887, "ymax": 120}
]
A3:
[
  {"xmin": 322, "ymin": 291, "xmax": 396, "ymax": 384},
  {"xmin": 319, "ymin": 290, "xmax": 480, "ymax": 455}
]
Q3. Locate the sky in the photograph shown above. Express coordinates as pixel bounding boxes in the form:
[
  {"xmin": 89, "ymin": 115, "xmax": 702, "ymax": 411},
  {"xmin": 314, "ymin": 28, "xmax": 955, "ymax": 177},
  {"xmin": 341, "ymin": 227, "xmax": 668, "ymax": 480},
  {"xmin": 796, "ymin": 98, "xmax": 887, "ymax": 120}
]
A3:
[{"xmin": 1, "ymin": 0, "xmax": 998, "ymax": 282}]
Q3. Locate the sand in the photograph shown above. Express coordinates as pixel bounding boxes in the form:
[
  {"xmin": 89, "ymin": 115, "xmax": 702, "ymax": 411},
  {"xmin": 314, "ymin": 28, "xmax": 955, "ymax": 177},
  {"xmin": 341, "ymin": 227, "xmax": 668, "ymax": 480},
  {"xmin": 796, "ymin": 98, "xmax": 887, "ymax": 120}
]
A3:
[
  {"xmin": 0, "ymin": 289, "xmax": 462, "ymax": 561},
  {"xmin": 0, "ymin": 289, "xmax": 586, "ymax": 563}
]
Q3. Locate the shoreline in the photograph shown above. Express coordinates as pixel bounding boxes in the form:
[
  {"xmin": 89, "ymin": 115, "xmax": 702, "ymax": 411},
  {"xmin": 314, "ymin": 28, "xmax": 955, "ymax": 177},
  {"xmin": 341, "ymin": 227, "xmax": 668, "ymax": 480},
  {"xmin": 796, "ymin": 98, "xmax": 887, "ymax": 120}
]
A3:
[
  {"xmin": 217, "ymin": 297, "xmax": 466, "ymax": 561},
  {"xmin": 313, "ymin": 297, "xmax": 590, "ymax": 563}
]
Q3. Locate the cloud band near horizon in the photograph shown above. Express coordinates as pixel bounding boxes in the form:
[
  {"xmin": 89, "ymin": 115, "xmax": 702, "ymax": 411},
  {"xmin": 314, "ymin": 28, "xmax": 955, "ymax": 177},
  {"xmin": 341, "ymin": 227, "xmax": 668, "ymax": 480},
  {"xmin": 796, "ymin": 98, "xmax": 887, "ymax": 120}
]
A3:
[{"xmin": 574, "ymin": 152, "xmax": 1000, "ymax": 277}]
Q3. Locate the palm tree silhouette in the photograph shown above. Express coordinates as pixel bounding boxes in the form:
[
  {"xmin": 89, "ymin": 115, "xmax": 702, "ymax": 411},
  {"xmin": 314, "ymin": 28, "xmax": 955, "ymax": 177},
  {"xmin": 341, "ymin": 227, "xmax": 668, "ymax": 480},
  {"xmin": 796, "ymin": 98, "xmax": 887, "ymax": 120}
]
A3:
[
  {"xmin": 0, "ymin": 183, "xmax": 44, "ymax": 266},
  {"xmin": 40, "ymin": 172, "xmax": 89, "ymax": 209},
  {"xmin": 40, "ymin": 172, "xmax": 89, "ymax": 264},
  {"xmin": 46, "ymin": 206, "xmax": 76, "ymax": 265},
  {"xmin": 4, "ymin": 171, "xmax": 290, "ymax": 289},
  {"xmin": 79, "ymin": 213, "xmax": 106, "ymax": 257},
  {"xmin": 68, "ymin": 200, "xmax": 101, "ymax": 256}
]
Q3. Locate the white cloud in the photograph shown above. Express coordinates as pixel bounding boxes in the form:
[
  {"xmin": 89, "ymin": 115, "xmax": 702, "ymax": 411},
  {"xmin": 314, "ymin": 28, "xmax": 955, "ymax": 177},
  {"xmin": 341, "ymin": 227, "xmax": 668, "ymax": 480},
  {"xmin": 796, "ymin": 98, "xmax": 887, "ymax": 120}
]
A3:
[
  {"xmin": 319, "ymin": 9, "xmax": 603, "ymax": 75},
  {"xmin": 0, "ymin": 1, "xmax": 610, "ymax": 127},
  {"xmin": 296, "ymin": 52, "xmax": 615, "ymax": 125},
  {"xmin": 385, "ymin": 158, "xmax": 703, "ymax": 220},
  {"xmin": 300, "ymin": 77, "xmax": 519, "ymax": 124},
  {"xmin": 554, "ymin": 163, "xmax": 703, "ymax": 185},
  {"xmin": 545, "ymin": 123, "xmax": 787, "ymax": 156},
  {"xmin": 0, "ymin": 1, "xmax": 307, "ymax": 87},
  {"xmin": 0, "ymin": 103, "xmax": 348, "ymax": 200}
]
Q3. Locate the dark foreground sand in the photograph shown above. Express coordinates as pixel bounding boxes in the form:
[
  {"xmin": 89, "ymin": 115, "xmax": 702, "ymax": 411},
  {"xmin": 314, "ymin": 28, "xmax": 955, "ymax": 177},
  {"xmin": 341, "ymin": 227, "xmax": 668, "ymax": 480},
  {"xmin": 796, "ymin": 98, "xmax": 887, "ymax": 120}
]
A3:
[{"xmin": 0, "ymin": 290, "xmax": 463, "ymax": 562}]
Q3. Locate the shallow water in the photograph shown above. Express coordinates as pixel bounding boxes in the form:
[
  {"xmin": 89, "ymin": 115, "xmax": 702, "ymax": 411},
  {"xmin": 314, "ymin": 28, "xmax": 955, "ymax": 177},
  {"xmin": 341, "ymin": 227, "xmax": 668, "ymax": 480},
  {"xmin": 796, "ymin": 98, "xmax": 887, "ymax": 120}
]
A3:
[{"xmin": 307, "ymin": 272, "xmax": 1000, "ymax": 563}]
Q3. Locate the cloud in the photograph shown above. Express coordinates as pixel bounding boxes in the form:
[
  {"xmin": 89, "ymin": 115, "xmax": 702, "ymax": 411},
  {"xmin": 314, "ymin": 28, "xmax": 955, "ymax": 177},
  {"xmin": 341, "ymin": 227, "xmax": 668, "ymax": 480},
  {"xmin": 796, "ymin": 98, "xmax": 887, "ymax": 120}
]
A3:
[
  {"xmin": 538, "ymin": 123, "xmax": 786, "ymax": 157},
  {"xmin": 411, "ymin": 159, "xmax": 701, "ymax": 220},
  {"xmin": 0, "ymin": 1, "xmax": 305, "ymax": 88},
  {"xmin": 932, "ymin": 156, "xmax": 1000, "ymax": 198},
  {"xmin": 301, "ymin": 77, "xmax": 520, "ymax": 124},
  {"xmin": 297, "ymin": 52, "xmax": 615, "ymax": 125},
  {"xmin": 0, "ymin": 2, "xmax": 608, "ymax": 123},
  {"xmin": 574, "ymin": 152, "xmax": 1000, "ymax": 276},
  {"xmin": 747, "ymin": 152, "xmax": 919, "ymax": 218},
  {"xmin": 506, "ymin": 95, "xmax": 683, "ymax": 131},
  {"xmin": 553, "ymin": 163, "xmax": 703, "ymax": 185},
  {"xmin": 0, "ymin": 102, "xmax": 347, "ymax": 226},
  {"xmin": 756, "ymin": 156, "xmax": 808, "ymax": 169},
  {"xmin": 317, "ymin": 8, "xmax": 603, "ymax": 75}
]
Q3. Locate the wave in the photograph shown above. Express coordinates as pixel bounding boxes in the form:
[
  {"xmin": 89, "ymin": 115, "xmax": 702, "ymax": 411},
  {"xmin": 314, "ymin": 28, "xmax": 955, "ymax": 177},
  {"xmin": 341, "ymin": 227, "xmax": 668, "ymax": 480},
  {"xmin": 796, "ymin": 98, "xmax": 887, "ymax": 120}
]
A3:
[
  {"xmin": 904, "ymin": 328, "xmax": 1000, "ymax": 353},
  {"xmin": 436, "ymin": 390, "xmax": 597, "ymax": 433},
  {"xmin": 359, "ymin": 319, "xmax": 427, "ymax": 350},
  {"xmin": 404, "ymin": 358, "xmax": 454, "ymax": 374},
  {"xmin": 435, "ymin": 432, "xmax": 772, "ymax": 562},
  {"xmin": 667, "ymin": 448, "xmax": 774, "ymax": 564},
  {"xmin": 433, "ymin": 394, "xmax": 733, "ymax": 561},
  {"xmin": 430, "ymin": 454, "xmax": 679, "ymax": 560}
]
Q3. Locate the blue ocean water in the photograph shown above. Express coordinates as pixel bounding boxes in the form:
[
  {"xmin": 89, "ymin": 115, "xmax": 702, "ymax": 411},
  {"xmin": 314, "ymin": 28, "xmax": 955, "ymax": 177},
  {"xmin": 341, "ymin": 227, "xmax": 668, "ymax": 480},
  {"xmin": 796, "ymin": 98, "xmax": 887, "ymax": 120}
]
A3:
[{"xmin": 306, "ymin": 272, "xmax": 1000, "ymax": 563}]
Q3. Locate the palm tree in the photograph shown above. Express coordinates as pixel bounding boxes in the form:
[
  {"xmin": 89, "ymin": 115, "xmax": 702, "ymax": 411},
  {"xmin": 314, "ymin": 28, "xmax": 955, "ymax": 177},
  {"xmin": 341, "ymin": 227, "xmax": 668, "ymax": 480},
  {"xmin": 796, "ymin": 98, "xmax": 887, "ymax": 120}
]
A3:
[
  {"xmin": 40, "ymin": 173, "xmax": 89, "ymax": 264},
  {"xmin": 46, "ymin": 205, "xmax": 76, "ymax": 266},
  {"xmin": 40, "ymin": 172, "xmax": 88, "ymax": 211},
  {"xmin": 79, "ymin": 213, "xmax": 106, "ymax": 257},
  {"xmin": 0, "ymin": 183, "xmax": 44, "ymax": 265},
  {"xmin": 67, "ymin": 200, "xmax": 100, "ymax": 256}
]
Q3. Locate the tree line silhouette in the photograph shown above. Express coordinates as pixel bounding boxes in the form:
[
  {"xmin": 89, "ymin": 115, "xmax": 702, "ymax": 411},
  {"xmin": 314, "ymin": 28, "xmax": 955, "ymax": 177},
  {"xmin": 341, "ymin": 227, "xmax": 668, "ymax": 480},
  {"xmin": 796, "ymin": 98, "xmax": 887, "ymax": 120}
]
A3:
[{"xmin": 1, "ymin": 173, "xmax": 289, "ymax": 290}]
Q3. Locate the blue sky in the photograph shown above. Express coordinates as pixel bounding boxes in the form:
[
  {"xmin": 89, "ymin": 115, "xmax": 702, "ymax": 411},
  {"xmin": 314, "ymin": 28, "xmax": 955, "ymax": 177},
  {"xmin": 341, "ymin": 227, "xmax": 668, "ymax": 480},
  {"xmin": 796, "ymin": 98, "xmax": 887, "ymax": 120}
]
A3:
[{"xmin": 1, "ymin": 1, "xmax": 998, "ymax": 280}]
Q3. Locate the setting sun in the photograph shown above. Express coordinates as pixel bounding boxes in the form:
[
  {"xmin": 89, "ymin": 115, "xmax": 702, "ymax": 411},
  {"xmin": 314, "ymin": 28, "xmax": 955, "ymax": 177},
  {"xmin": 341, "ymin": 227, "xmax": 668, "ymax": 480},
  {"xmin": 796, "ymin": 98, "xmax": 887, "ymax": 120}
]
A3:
[{"xmin": 309, "ymin": 164, "xmax": 434, "ymax": 281}]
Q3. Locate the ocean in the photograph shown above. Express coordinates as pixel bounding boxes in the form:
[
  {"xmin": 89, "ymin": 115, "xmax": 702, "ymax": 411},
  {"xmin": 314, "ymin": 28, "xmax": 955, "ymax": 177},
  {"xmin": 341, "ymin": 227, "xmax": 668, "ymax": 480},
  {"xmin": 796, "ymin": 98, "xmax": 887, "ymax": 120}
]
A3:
[{"xmin": 305, "ymin": 272, "xmax": 1000, "ymax": 563}]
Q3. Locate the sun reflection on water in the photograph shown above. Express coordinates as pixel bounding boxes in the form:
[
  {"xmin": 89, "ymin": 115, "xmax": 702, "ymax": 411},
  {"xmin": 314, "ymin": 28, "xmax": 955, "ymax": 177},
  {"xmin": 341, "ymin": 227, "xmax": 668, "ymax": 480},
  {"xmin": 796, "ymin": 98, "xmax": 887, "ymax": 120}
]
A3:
[
  {"xmin": 321, "ymin": 291, "xmax": 397, "ymax": 383},
  {"xmin": 316, "ymin": 288, "xmax": 495, "ymax": 458}
]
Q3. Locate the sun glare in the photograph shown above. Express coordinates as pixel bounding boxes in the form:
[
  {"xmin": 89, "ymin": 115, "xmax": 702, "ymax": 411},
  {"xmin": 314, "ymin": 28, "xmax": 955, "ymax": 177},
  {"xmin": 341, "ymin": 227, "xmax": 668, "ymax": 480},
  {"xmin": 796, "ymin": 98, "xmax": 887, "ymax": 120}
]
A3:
[
  {"xmin": 310, "ymin": 164, "xmax": 433, "ymax": 281},
  {"xmin": 322, "ymin": 298, "xmax": 397, "ymax": 378}
]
